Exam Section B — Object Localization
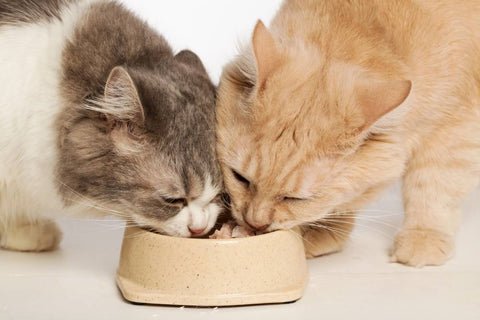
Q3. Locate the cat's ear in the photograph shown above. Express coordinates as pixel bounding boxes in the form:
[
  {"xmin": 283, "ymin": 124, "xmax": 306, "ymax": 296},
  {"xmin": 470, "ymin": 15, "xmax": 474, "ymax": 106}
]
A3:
[
  {"xmin": 175, "ymin": 50, "xmax": 207, "ymax": 74},
  {"xmin": 356, "ymin": 79, "xmax": 412, "ymax": 128},
  {"xmin": 102, "ymin": 66, "xmax": 145, "ymax": 125},
  {"xmin": 252, "ymin": 20, "xmax": 282, "ymax": 88}
]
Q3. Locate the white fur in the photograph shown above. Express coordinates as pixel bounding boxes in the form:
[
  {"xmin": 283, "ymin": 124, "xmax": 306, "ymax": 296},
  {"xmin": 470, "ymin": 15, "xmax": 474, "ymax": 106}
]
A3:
[
  {"xmin": 0, "ymin": 1, "xmax": 102, "ymax": 233},
  {"xmin": 159, "ymin": 177, "xmax": 221, "ymax": 237},
  {"xmin": 0, "ymin": 0, "xmax": 220, "ymax": 248}
]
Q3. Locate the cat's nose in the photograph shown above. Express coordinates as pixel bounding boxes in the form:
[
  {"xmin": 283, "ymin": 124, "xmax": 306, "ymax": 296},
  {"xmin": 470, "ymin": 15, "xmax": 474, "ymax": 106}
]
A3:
[
  {"xmin": 245, "ymin": 219, "xmax": 270, "ymax": 232},
  {"xmin": 188, "ymin": 226, "xmax": 206, "ymax": 235}
]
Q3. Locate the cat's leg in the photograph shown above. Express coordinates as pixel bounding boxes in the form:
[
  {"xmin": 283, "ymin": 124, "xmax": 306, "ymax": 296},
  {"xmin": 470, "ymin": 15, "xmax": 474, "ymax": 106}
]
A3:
[
  {"xmin": 301, "ymin": 215, "xmax": 355, "ymax": 258},
  {"xmin": 0, "ymin": 216, "xmax": 62, "ymax": 252},
  {"xmin": 393, "ymin": 125, "xmax": 480, "ymax": 267},
  {"xmin": 301, "ymin": 184, "xmax": 391, "ymax": 258}
]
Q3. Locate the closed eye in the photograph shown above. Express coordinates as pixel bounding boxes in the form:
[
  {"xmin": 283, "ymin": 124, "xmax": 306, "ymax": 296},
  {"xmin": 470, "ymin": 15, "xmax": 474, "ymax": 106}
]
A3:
[
  {"xmin": 282, "ymin": 196, "xmax": 308, "ymax": 202},
  {"xmin": 231, "ymin": 169, "xmax": 250, "ymax": 186},
  {"xmin": 161, "ymin": 197, "xmax": 187, "ymax": 206}
]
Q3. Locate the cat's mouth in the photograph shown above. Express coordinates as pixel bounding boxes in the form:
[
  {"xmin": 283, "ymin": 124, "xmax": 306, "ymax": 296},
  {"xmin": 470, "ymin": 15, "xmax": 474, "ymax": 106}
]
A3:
[
  {"xmin": 129, "ymin": 214, "xmax": 214, "ymax": 239},
  {"xmin": 141, "ymin": 221, "xmax": 261, "ymax": 240}
]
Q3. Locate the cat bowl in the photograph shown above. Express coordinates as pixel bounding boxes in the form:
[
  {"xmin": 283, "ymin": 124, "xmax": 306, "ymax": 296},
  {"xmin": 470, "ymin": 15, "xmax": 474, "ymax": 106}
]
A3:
[{"xmin": 116, "ymin": 227, "xmax": 308, "ymax": 306}]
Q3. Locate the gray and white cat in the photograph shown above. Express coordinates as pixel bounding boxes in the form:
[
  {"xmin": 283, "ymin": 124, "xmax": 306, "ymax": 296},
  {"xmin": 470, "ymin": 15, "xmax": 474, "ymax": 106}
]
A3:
[{"xmin": 0, "ymin": 0, "xmax": 223, "ymax": 251}]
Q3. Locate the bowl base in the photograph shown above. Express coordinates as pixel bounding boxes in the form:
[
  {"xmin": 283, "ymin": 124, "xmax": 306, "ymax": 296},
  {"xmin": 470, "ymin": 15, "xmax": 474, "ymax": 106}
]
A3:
[{"xmin": 116, "ymin": 274, "xmax": 305, "ymax": 307}]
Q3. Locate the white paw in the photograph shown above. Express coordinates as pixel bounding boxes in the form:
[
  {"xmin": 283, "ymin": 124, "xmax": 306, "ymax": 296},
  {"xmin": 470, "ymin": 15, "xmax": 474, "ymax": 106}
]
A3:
[
  {"xmin": 390, "ymin": 228, "xmax": 454, "ymax": 267},
  {"xmin": 1, "ymin": 219, "xmax": 62, "ymax": 252}
]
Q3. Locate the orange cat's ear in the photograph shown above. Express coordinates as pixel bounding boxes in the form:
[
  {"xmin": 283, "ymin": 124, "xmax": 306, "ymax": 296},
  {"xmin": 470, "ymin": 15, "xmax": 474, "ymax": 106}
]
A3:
[
  {"xmin": 252, "ymin": 20, "xmax": 282, "ymax": 88},
  {"xmin": 356, "ymin": 79, "xmax": 412, "ymax": 128}
]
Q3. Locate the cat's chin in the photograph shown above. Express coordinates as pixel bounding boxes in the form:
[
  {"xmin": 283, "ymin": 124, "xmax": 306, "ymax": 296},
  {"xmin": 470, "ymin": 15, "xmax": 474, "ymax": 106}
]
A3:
[
  {"xmin": 124, "ymin": 206, "xmax": 220, "ymax": 238},
  {"xmin": 136, "ymin": 220, "xmax": 216, "ymax": 238},
  {"xmin": 267, "ymin": 220, "xmax": 305, "ymax": 232}
]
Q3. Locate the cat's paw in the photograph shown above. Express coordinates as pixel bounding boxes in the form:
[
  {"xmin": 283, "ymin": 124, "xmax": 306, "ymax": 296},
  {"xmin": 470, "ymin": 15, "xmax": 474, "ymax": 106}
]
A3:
[
  {"xmin": 301, "ymin": 226, "xmax": 347, "ymax": 258},
  {"xmin": 0, "ymin": 219, "xmax": 62, "ymax": 252},
  {"xmin": 390, "ymin": 228, "xmax": 454, "ymax": 267}
]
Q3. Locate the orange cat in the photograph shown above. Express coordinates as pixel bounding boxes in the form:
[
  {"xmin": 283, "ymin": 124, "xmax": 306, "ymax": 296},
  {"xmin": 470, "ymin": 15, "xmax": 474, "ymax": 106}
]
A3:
[{"xmin": 216, "ymin": 0, "xmax": 480, "ymax": 267}]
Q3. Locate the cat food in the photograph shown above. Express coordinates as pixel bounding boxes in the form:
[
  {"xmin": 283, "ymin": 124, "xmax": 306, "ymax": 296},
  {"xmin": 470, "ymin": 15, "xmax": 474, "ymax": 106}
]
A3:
[{"xmin": 209, "ymin": 222, "xmax": 255, "ymax": 239}]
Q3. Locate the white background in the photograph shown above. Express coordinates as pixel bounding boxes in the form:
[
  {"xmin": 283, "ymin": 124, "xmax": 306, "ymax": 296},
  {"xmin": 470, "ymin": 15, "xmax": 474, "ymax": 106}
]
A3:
[
  {"xmin": 1, "ymin": 1, "xmax": 479, "ymax": 320},
  {"xmin": 123, "ymin": 0, "xmax": 284, "ymax": 83}
]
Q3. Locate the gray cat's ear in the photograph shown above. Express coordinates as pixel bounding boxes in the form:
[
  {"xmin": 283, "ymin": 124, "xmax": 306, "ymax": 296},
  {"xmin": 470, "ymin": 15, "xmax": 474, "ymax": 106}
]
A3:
[
  {"xmin": 356, "ymin": 79, "xmax": 412, "ymax": 129},
  {"xmin": 175, "ymin": 50, "xmax": 207, "ymax": 74},
  {"xmin": 100, "ymin": 66, "xmax": 145, "ymax": 124},
  {"xmin": 252, "ymin": 20, "xmax": 282, "ymax": 89}
]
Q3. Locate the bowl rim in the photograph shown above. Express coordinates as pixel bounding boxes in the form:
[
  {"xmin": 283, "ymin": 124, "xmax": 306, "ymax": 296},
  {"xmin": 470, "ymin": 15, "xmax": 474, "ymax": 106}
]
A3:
[{"xmin": 126, "ymin": 227, "xmax": 298, "ymax": 244}]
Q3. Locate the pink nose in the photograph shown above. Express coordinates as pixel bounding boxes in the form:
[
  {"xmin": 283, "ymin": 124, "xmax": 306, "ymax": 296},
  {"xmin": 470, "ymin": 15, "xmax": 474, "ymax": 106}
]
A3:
[
  {"xmin": 245, "ymin": 219, "xmax": 270, "ymax": 232},
  {"xmin": 188, "ymin": 226, "xmax": 206, "ymax": 235}
]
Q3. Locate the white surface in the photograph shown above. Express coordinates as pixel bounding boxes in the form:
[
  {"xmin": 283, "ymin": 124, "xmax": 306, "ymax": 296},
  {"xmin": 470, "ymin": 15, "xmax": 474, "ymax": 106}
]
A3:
[
  {"xmin": 1, "ymin": 184, "xmax": 479, "ymax": 320},
  {"xmin": 1, "ymin": 1, "xmax": 479, "ymax": 319}
]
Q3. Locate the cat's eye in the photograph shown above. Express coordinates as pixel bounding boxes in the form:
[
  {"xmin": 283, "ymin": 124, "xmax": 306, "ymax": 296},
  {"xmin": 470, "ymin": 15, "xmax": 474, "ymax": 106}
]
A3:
[
  {"xmin": 162, "ymin": 197, "xmax": 187, "ymax": 206},
  {"xmin": 282, "ymin": 196, "xmax": 307, "ymax": 202},
  {"xmin": 231, "ymin": 169, "xmax": 250, "ymax": 186}
]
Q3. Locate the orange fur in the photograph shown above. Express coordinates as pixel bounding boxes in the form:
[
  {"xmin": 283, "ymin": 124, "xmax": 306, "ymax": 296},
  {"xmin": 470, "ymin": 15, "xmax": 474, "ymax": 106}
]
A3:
[{"xmin": 216, "ymin": 0, "xmax": 480, "ymax": 267}]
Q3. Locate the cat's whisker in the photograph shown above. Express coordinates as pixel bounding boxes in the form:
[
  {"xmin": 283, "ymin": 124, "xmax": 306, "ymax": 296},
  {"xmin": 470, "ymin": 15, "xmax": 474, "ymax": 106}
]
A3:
[
  {"xmin": 281, "ymin": 207, "xmax": 403, "ymax": 227},
  {"xmin": 61, "ymin": 197, "xmax": 137, "ymax": 221},
  {"xmin": 338, "ymin": 211, "xmax": 403, "ymax": 218},
  {"xmin": 101, "ymin": 224, "xmax": 139, "ymax": 231},
  {"xmin": 285, "ymin": 228, "xmax": 322, "ymax": 248},
  {"xmin": 283, "ymin": 212, "xmax": 397, "ymax": 243},
  {"xmin": 322, "ymin": 216, "xmax": 401, "ymax": 231},
  {"xmin": 304, "ymin": 223, "xmax": 355, "ymax": 243},
  {"xmin": 319, "ymin": 216, "xmax": 396, "ymax": 236},
  {"xmin": 218, "ymin": 200, "xmax": 232, "ymax": 210},
  {"xmin": 124, "ymin": 231, "xmax": 147, "ymax": 239},
  {"xmin": 80, "ymin": 219, "xmax": 127, "ymax": 223},
  {"xmin": 58, "ymin": 180, "xmax": 131, "ymax": 217}
]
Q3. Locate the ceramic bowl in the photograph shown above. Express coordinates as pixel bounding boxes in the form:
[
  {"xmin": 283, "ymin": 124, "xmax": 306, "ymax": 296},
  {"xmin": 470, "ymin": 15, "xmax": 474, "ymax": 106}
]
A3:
[{"xmin": 116, "ymin": 227, "xmax": 308, "ymax": 306}]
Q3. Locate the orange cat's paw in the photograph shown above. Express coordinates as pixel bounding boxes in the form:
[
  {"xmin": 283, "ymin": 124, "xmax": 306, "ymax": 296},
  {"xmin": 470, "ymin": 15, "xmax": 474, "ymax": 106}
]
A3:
[
  {"xmin": 301, "ymin": 226, "xmax": 346, "ymax": 258},
  {"xmin": 390, "ymin": 229, "xmax": 454, "ymax": 267}
]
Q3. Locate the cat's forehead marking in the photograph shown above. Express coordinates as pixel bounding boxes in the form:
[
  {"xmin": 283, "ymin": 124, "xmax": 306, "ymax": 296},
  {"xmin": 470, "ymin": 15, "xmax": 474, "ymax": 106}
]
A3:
[
  {"xmin": 190, "ymin": 176, "xmax": 219, "ymax": 208},
  {"xmin": 224, "ymin": 134, "xmax": 255, "ymax": 174},
  {"xmin": 251, "ymin": 144, "xmax": 264, "ymax": 179},
  {"xmin": 240, "ymin": 148, "xmax": 254, "ymax": 175},
  {"xmin": 184, "ymin": 169, "xmax": 203, "ymax": 199},
  {"xmin": 254, "ymin": 139, "xmax": 303, "ymax": 184}
]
